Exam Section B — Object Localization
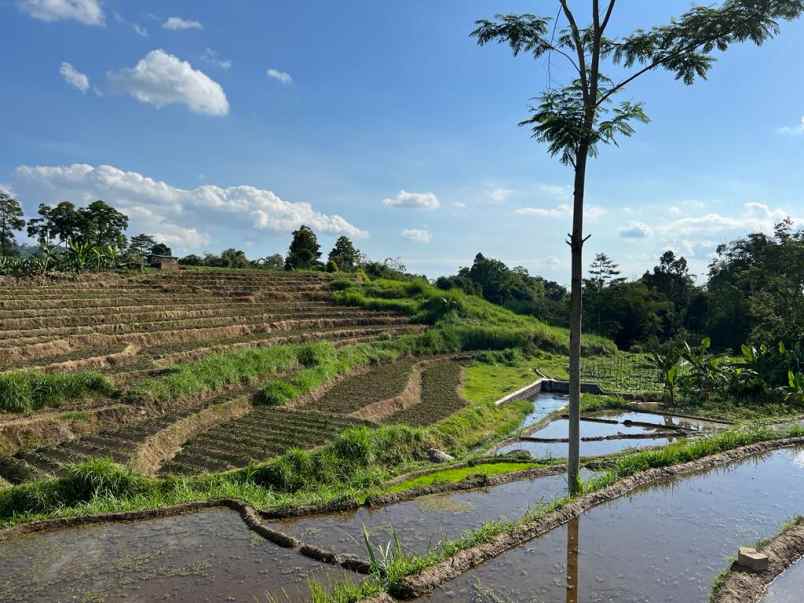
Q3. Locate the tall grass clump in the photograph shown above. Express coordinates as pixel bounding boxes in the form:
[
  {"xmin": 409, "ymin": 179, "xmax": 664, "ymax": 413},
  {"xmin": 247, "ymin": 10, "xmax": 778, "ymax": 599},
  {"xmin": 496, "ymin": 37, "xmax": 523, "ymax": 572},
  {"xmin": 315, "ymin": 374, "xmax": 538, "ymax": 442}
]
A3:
[
  {"xmin": 0, "ymin": 458, "xmax": 152, "ymax": 519},
  {"xmin": 255, "ymin": 341, "xmax": 400, "ymax": 406},
  {"xmin": 247, "ymin": 424, "xmax": 431, "ymax": 493},
  {"xmin": 129, "ymin": 342, "xmax": 340, "ymax": 405},
  {"xmin": 0, "ymin": 370, "xmax": 114, "ymax": 413}
]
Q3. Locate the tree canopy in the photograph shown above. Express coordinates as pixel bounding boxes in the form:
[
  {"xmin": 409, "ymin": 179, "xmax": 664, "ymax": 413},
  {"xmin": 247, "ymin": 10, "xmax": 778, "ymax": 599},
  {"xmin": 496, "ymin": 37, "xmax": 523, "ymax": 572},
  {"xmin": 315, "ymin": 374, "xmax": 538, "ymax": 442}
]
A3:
[
  {"xmin": 0, "ymin": 192, "xmax": 25, "ymax": 257},
  {"xmin": 285, "ymin": 225, "xmax": 321, "ymax": 270}
]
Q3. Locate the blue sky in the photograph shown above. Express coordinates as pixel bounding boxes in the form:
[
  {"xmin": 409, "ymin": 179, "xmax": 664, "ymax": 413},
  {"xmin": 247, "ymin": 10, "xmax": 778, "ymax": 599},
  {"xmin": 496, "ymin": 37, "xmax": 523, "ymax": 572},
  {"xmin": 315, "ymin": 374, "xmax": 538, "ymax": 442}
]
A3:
[{"xmin": 3, "ymin": 0, "xmax": 803, "ymax": 283}]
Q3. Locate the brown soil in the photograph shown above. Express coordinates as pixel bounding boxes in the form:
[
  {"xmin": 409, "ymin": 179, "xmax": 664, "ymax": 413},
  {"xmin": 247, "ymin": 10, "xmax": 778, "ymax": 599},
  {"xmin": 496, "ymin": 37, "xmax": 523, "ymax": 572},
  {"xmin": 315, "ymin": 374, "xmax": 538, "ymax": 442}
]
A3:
[
  {"xmin": 397, "ymin": 436, "xmax": 804, "ymax": 599},
  {"xmin": 712, "ymin": 518, "xmax": 804, "ymax": 603},
  {"xmin": 128, "ymin": 396, "xmax": 253, "ymax": 475},
  {"xmin": 351, "ymin": 362, "xmax": 424, "ymax": 422},
  {"xmin": 0, "ymin": 404, "xmax": 136, "ymax": 457}
]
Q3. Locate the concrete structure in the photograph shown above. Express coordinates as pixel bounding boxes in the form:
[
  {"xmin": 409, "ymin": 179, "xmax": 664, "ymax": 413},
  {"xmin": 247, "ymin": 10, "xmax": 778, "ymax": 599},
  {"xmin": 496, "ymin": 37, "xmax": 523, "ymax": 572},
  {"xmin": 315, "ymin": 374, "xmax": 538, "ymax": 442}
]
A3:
[{"xmin": 737, "ymin": 547, "xmax": 769, "ymax": 572}]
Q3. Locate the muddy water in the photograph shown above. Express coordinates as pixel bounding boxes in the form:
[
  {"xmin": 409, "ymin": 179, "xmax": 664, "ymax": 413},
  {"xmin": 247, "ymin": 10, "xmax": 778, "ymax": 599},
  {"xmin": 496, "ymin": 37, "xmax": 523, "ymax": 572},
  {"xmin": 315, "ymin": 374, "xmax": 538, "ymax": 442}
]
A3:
[
  {"xmin": 275, "ymin": 469, "xmax": 597, "ymax": 559},
  {"xmin": 0, "ymin": 509, "xmax": 354, "ymax": 602},
  {"xmin": 762, "ymin": 557, "xmax": 804, "ymax": 603},
  {"xmin": 425, "ymin": 447, "xmax": 804, "ymax": 603}
]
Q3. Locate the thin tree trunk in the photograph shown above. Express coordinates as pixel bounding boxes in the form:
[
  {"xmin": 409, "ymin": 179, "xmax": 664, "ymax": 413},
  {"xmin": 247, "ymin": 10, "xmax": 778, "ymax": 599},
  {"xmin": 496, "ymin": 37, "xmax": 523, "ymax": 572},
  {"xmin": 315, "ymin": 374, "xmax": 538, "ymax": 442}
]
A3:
[{"xmin": 568, "ymin": 143, "xmax": 590, "ymax": 496}]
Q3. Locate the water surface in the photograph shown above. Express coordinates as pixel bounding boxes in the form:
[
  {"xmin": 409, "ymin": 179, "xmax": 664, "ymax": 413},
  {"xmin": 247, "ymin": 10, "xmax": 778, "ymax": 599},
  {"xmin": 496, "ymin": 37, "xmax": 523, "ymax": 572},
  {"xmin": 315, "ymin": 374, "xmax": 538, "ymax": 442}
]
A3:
[
  {"xmin": 425, "ymin": 447, "xmax": 804, "ymax": 603},
  {"xmin": 0, "ymin": 508, "xmax": 354, "ymax": 602},
  {"xmin": 276, "ymin": 469, "xmax": 596, "ymax": 559},
  {"xmin": 762, "ymin": 557, "xmax": 804, "ymax": 603}
]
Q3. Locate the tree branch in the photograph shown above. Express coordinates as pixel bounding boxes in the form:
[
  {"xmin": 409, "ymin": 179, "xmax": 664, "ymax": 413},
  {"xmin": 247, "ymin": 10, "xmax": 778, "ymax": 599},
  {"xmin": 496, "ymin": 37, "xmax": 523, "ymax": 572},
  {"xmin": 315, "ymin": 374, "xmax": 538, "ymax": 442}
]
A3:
[
  {"xmin": 559, "ymin": 0, "xmax": 589, "ymax": 104},
  {"xmin": 600, "ymin": 0, "xmax": 616, "ymax": 33},
  {"xmin": 596, "ymin": 32, "xmax": 730, "ymax": 107}
]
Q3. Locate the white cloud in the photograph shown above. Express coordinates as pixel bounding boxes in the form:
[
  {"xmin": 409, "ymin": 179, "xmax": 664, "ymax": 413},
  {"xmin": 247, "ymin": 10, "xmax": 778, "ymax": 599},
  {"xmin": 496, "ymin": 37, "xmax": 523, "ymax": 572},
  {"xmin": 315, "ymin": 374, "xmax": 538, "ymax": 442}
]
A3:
[
  {"xmin": 401, "ymin": 228, "xmax": 432, "ymax": 244},
  {"xmin": 488, "ymin": 188, "xmax": 513, "ymax": 204},
  {"xmin": 202, "ymin": 48, "xmax": 232, "ymax": 71},
  {"xmin": 382, "ymin": 190, "xmax": 440, "ymax": 210},
  {"xmin": 267, "ymin": 68, "xmax": 293, "ymax": 84},
  {"xmin": 514, "ymin": 204, "xmax": 607, "ymax": 222},
  {"xmin": 14, "ymin": 163, "xmax": 367, "ymax": 253},
  {"xmin": 133, "ymin": 23, "xmax": 148, "ymax": 37},
  {"xmin": 619, "ymin": 221, "xmax": 654, "ymax": 239},
  {"xmin": 162, "ymin": 16, "xmax": 203, "ymax": 31},
  {"xmin": 19, "ymin": 0, "xmax": 104, "ymax": 25},
  {"xmin": 778, "ymin": 116, "xmax": 804, "ymax": 136},
  {"xmin": 109, "ymin": 50, "xmax": 229, "ymax": 116},
  {"xmin": 59, "ymin": 62, "xmax": 89, "ymax": 93},
  {"xmin": 658, "ymin": 202, "xmax": 799, "ymax": 237},
  {"xmin": 452, "ymin": 201, "xmax": 466, "ymax": 209}
]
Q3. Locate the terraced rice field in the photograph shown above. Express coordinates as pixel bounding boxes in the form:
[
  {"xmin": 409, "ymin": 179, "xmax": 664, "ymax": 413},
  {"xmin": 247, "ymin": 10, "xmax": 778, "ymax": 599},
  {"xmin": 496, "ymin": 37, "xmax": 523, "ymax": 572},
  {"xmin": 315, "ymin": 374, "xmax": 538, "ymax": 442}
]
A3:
[
  {"xmin": 161, "ymin": 408, "xmax": 372, "ymax": 475},
  {"xmin": 0, "ymin": 270, "xmax": 428, "ymax": 483},
  {"xmin": 385, "ymin": 361, "xmax": 467, "ymax": 426},
  {"xmin": 307, "ymin": 358, "xmax": 418, "ymax": 414},
  {"xmin": 0, "ymin": 271, "xmax": 421, "ymax": 376}
]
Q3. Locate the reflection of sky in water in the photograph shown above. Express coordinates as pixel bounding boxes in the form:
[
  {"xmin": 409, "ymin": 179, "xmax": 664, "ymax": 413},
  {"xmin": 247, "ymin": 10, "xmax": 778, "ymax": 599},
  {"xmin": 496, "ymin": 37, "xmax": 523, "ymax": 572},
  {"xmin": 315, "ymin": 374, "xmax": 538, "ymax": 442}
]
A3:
[
  {"xmin": 520, "ymin": 393, "xmax": 568, "ymax": 427},
  {"xmin": 794, "ymin": 449, "xmax": 804, "ymax": 468},
  {"xmin": 426, "ymin": 448, "xmax": 804, "ymax": 603}
]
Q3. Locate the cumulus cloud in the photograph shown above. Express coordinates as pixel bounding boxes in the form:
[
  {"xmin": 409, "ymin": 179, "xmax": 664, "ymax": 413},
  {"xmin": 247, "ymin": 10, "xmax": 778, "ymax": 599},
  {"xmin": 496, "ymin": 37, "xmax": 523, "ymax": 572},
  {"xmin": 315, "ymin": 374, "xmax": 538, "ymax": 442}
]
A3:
[
  {"xmin": 19, "ymin": 0, "xmax": 104, "ymax": 25},
  {"xmin": 401, "ymin": 228, "xmax": 432, "ymax": 244},
  {"xmin": 619, "ymin": 221, "xmax": 654, "ymax": 239},
  {"xmin": 162, "ymin": 16, "xmax": 203, "ymax": 30},
  {"xmin": 658, "ymin": 202, "xmax": 799, "ymax": 237},
  {"xmin": 13, "ymin": 163, "xmax": 367, "ymax": 252},
  {"xmin": 382, "ymin": 190, "xmax": 440, "ymax": 210},
  {"xmin": 514, "ymin": 204, "xmax": 607, "ymax": 222},
  {"xmin": 202, "ymin": 48, "xmax": 232, "ymax": 70},
  {"xmin": 266, "ymin": 68, "xmax": 293, "ymax": 84},
  {"xmin": 108, "ymin": 50, "xmax": 229, "ymax": 116},
  {"xmin": 778, "ymin": 116, "xmax": 804, "ymax": 135},
  {"xmin": 488, "ymin": 188, "xmax": 513, "ymax": 204},
  {"xmin": 59, "ymin": 62, "xmax": 89, "ymax": 93}
]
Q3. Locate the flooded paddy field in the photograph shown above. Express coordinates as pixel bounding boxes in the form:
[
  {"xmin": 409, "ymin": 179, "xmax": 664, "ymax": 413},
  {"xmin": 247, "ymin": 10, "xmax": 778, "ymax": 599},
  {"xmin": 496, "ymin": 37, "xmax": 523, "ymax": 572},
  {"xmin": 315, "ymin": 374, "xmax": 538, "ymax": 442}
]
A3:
[
  {"xmin": 0, "ymin": 508, "xmax": 355, "ymax": 602},
  {"xmin": 762, "ymin": 557, "xmax": 804, "ymax": 603},
  {"xmin": 276, "ymin": 469, "xmax": 598, "ymax": 559},
  {"xmin": 498, "ymin": 394, "xmax": 722, "ymax": 460},
  {"xmin": 424, "ymin": 447, "xmax": 804, "ymax": 602}
]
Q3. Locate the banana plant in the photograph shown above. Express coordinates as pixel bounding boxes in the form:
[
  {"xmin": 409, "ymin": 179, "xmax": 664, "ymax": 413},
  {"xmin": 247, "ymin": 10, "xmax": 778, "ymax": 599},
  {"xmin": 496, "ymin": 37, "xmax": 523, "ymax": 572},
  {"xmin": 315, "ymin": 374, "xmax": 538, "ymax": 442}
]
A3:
[
  {"xmin": 66, "ymin": 239, "xmax": 92, "ymax": 273},
  {"xmin": 648, "ymin": 351, "xmax": 682, "ymax": 406}
]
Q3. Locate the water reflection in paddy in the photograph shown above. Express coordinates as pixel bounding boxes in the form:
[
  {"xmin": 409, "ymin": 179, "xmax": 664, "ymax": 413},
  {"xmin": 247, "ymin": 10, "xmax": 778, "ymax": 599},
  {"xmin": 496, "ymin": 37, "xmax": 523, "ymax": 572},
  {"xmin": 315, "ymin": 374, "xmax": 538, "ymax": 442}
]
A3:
[
  {"xmin": 497, "ymin": 435, "xmax": 681, "ymax": 459},
  {"xmin": 276, "ymin": 469, "xmax": 597, "ymax": 559},
  {"xmin": 425, "ymin": 447, "xmax": 804, "ymax": 603},
  {"xmin": 0, "ymin": 508, "xmax": 354, "ymax": 602},
  {"xmin": 762, "ymin": 557, "xmax": 804, "ymax": 603}
]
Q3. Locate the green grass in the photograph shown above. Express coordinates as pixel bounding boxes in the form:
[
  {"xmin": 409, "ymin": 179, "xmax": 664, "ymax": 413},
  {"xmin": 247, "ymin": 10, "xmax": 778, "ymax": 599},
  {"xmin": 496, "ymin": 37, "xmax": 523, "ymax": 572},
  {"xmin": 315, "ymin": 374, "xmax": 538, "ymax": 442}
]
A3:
[
  {"xmin": 0, "ymin": 370, "xmax": 114, "ymax": 413},
  {"xmin": 332, "ymin": 278, "xmax": 615, "ymax": 356},
  {"xmin": 387, "ymin": 461, "xmax": 541, "ymax": 494}
]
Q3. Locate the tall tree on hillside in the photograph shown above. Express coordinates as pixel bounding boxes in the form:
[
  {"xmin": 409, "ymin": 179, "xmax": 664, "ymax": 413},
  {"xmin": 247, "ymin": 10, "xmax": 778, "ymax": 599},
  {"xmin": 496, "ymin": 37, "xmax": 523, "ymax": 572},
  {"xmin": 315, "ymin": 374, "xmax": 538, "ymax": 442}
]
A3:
[
  {"xmin": 473, "ymin": 0, "xmax": 804, "ymax": 494},
  {"xmin": 285, "ymin": 225, "xmax": 321, "ymax": 270},
  {"xmin": 328, "ymin": 236, "xmax": 360, "ymax": 271},
  {"xmin": 586, "ymin": 253, "xmax": 624, "ymax": 291},
  {"xmin": 0, "ymin": 192, "xmax": 25, "ymax": 257},
  {"xmin": 27, "ymin": 202, "xmax": 80, "ymax": 247}
]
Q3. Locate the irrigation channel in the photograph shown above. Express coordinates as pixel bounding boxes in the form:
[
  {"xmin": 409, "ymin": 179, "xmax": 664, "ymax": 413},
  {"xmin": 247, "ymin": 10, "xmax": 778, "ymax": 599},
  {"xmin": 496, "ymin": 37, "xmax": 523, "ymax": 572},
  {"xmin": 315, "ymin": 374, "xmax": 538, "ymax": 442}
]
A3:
[
  {"xmin": 422, "ymin": 447, "xmax": 804, "ymax": 602},
  {"xmin": 762, "ymin": 558, "xmax": 804, "ymax": 603}
]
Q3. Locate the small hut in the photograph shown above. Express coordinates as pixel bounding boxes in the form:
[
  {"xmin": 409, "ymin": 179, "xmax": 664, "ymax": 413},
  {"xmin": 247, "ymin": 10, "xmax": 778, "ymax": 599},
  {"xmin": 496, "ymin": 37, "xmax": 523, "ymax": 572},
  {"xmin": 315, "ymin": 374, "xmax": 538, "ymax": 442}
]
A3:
[{"xmin": 148, "ymin": 255, "xmax": 179, "ymax": 271}]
